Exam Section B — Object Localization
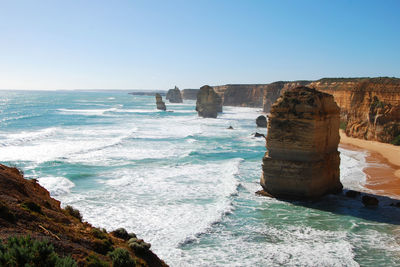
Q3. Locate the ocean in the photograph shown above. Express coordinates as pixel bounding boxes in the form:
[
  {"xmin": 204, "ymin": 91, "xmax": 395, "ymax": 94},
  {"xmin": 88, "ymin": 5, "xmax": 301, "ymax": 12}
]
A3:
[{"xmin": 0, "ymin": 90, "xmax": 399, "ymax": 266}]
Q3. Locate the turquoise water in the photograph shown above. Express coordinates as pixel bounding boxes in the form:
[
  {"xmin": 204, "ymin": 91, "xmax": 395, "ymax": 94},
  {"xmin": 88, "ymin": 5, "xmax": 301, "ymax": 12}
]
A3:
[{"xmin": 0, "ymin": 90, "xmax": 399, "ymax": 266}]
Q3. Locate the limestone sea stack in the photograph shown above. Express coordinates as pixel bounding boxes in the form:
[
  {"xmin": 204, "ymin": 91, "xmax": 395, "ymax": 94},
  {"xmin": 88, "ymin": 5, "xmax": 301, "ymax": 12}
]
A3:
[
  {"xmin": 196, "ymin": 85, "xmax": 223, "ymax": 118},
  {"xmin": 155, "ymin": 93, "xmax": 167, "ymax": 111},
  {"xmin": 260, "ymin": 86, "xmax": 343, "ymax": 199},
  {"xmin": 166, "ymin": 86, "xmax": 183, "ymax": 103}
]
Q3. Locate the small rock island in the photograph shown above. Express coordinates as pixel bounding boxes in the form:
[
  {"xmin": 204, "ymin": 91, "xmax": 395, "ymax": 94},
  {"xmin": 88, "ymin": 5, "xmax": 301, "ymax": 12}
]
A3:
[
  {"xmin": 155, "ymin": 93, "xmax": 167, "ymax": 111},
  {"xmin": 260, "ymin": 86, "xmax": 343, "ymax": 199},
  {"xmin": 166, "ymin": 86, "xmax": 183, "ymax": 103}
]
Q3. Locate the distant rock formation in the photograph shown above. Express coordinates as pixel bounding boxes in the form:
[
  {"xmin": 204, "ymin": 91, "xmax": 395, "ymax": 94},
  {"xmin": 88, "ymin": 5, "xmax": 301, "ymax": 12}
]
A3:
[
  {"xmin": 196, "ymin": 85, "xmax": 222, "ymax": 118},
  {"xmin": 182, "ymin": 89, "xmax": 199, "ymax": 100},
  {"xmin": 256, "ymin": 115, "xmax": 267, "ymax": 127},
  {"xmin": 155, "ymin": 93, "xmax": 166, "ymax": 111},
  {"xmin": 260, "ymin": 86, "xmax": 342, "ymax": 199},
  {"xmin": 166, "ymin": 86, "xmax": 183, "ymax": 103},
  {"xmin": 212, "ymin": 84, "xmax": 265, "ymax": 107}
]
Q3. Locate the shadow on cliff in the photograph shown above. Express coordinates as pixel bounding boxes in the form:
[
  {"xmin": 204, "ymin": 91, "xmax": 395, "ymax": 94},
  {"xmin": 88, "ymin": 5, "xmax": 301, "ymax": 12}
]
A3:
[{"xmin": 278, "ymin": 190, "xmax": 400, "ymax": 226}]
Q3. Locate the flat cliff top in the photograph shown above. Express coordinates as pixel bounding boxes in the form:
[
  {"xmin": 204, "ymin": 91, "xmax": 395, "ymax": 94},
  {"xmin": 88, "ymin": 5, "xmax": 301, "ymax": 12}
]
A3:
[
  {"xmin": 0, "ymin": 164, "xmax": 167, "ymax": 266},
  {"xmin": 271, "ymin": 86, "xmax": 340, "ymax": 117}
]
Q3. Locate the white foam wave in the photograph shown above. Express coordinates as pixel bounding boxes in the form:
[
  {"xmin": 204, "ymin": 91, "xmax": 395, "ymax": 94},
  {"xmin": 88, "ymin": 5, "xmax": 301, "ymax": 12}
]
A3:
[
  {"xmin": 57, "ymin": 108, "xmax": 118, "ymax": 116},
  {"xmin": 0, "ymin": 127, "xmax": 58, "ymax": 147},
  {"xmin": 38, "ymin": 176, "xmax": 75, "ymax": 196},
  {"xmin": 339, "ymin": 147, "xmax": 368, "ymax": 191},
  {"xmin": 63, "ymin": 159, "xmax": 242, "ymax": 260}
]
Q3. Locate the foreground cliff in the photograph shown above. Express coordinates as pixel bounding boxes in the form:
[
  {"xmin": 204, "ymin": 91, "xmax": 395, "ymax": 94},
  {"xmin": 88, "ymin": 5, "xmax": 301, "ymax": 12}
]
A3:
[
  {"xmin": 0, "ymin": 164, "xmax": 167, "ymax": 266},
  {"xmin": 261, "ymin": 87, "xmax": 342, "ymax": 199}
]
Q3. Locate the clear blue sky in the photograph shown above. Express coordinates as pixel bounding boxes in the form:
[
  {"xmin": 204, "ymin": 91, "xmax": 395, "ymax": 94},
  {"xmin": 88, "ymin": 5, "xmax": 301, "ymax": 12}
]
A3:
[{"xmin": 1, "ymin": 0, "xmax": 399, "ymax": 90}]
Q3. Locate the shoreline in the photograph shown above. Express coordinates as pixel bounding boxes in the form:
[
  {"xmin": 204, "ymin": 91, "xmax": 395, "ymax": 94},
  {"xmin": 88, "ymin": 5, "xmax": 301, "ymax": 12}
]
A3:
[{"xmin": 339, "ymin": 130, "xmax": 400, "ymax": 199}]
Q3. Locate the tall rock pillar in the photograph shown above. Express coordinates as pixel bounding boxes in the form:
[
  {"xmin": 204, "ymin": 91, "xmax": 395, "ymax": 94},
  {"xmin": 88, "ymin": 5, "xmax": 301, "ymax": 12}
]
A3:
[
  {"xmin": 155, "ymin": 93, "xmax": 166, "ymax": 111},
  {"xmin": 196, "ymin": 85, "xmax": 223, "ymax": 118},
  {"xmin": 261, "ymin": 86, "xmax": 342, "ymax": 199}
]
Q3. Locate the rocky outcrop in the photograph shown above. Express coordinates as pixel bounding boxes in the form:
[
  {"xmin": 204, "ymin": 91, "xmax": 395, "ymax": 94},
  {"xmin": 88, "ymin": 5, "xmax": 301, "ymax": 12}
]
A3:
[
  {"xmin": 260, "ymin": 86, "xmax": 342, "ymax": 199},
  {"xmin": 262, "ymin": 81, "xmax": 310, "ymax": 113},
  {"xmin": 166, "ymin": 86, "xmax": 183, "ymax": 103},
  {"xmin": 196, "ymin": 85, "xmax": 222, "ymax": 118},
  {"xmin": 256, "ymin": 115, "xmax": 267, "ymax": 127},
  {"xmin": 182, "ymin": 89, "xmax": 199, "ymax": 100},
  {"xmin": 309, "ymin": 77, "xmax": 400, "ymax": 143},
  {"xmin": 155, "ymin": 93, "xmax": 167, "ymax": 111},
  {"xmin": 0, "ymin": 164, "xmax": 166, "ymax": 266}
]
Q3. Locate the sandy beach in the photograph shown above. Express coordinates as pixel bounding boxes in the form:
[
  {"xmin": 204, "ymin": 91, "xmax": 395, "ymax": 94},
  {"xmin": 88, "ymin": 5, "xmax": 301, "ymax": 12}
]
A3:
[{"xmin": 340, "ymin": 130, "xmax": 400, "ymax": 199}]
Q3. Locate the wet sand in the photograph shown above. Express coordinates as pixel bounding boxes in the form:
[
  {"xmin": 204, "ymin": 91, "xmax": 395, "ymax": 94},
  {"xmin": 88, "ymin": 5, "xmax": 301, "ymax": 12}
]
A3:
[{"xmin": 339, "ymin": 131, "xmax": 400, "ymax": 199}]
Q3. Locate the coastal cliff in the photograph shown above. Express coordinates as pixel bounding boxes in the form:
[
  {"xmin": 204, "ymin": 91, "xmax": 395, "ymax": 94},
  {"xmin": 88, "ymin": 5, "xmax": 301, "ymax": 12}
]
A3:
[
  {"xmin": 212, "ymin": 77, "xmax": 400, "ymax": 144},
  {"xmin": 261, "ymin": 87, "xmax": 342, "ymax": 199},
  {"xmin": 0, "ymin": 164, "xmax": 167, "ymax": 266},
  {"xmin": 213, "ymin": 84, "xmax": 268, "ymax": 107},
  {"xmin": 181, "ymin": 89, "xmax": 199, "ymax": 100},
  {"xmin": 309, "ymin": 77, "xmax": 400, "ymax": 143}
]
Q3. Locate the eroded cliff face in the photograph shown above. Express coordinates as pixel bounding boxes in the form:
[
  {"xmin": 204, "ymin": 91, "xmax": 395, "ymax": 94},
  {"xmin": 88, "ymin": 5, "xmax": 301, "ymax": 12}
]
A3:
[
  {"xmin": 181, "ymin": 89, "xmax": 199, "ymax": 100},
  {"xmin": 261, "ymin": 86, "xmax": 342, "ymax": 199},
  {"xmin": 309, "ymin": 78, "xmax": 400, "ymax": 143},
  {"xmin": 213, "ymin": 84, "xmax": 268, "ymax": 107}
]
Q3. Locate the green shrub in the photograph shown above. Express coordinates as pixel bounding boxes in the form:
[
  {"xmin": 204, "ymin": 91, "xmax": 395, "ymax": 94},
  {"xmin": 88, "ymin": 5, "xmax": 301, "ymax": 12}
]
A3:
[
  {"xmin": 111, "ymin": 228, "xmax": 136, "ymax": 241},
  {"xmin": 108, "ymin": 248, "xmax": 136, "ymax": 267},
  {"xmin": 0, "ymin": 236, "xmax": 76, "ymax": 267},
  {"xmin": 85, "ymin": 254, "xmax": 109, "ymax": 267},
  {"xmin": 22, "ymin": 201, "xmax": 42, "ymax": 214},
  {"xmin": 339, "ymin": 121, "xmax": 347, "ymax": 130},
  {"xmin": 0, "ymin": 202, "xmax": 16, "ymax": 223},
  {"xmin": 92, "ymin": 239, "xmax": 114, "ymax": 255},
  {"xmin": 391, "ymin": 135, "xmax": 400, "ymax": 146},
  {"xmin": 91, "ymin": 228, "xmax": 108, "ymax": 240},
  {"xmin": 64, "ymin": 205, "xmax": 82, "ymax": 222}
]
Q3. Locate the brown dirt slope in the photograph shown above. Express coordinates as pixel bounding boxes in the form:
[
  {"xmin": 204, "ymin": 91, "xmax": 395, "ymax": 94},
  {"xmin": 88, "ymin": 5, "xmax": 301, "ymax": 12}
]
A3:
[{"xmin": 0, "ymin": 164, "xmax": 167, "ymax": 267}]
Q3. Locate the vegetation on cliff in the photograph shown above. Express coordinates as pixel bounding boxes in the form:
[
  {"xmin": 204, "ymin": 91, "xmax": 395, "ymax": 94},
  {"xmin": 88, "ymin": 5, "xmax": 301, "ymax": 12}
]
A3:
[{"xmin": 0, "ymin": 164, "xmax": 167, "ymax": 267}]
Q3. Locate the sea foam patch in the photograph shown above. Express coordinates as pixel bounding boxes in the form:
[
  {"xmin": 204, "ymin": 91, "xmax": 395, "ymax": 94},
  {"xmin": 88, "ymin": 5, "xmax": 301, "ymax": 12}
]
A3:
[{"xmin": 38, "ymin": 176, "xmax": 75, "ymax": 197}]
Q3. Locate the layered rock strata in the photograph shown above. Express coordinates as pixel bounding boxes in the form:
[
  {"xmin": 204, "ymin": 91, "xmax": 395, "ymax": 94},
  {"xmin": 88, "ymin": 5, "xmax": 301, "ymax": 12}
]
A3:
[
  {"xmin": 196, "ymin": 85, "xmax": 222, "ymax": 118},
  {"xmin": 262, "ymin": 81, "xmax": 310, "ymax": 113},
  {"xmin": 261, "ymin": 86, "xmax": 342, "ymax": 199},
  {"xmin": 166, "ymin": 86, "xmax": 183, "ymax": 103},
  {"xmin": 309, "ymin": 78, "xmax": 400, "ymax": 143},
  {"xmin": 182, "ymin": 89, "xmax": 199, "ymax": 100},
  {"xmin": 155, "ymin": 93, "xmax": 167, "ymax": 111}
]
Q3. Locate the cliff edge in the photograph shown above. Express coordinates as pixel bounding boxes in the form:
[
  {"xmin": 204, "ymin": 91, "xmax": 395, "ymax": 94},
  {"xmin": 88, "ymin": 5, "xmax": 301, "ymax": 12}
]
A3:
[{"xmin": 0, "ymin": 164, "xmax": 167, "ymax": 266}]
